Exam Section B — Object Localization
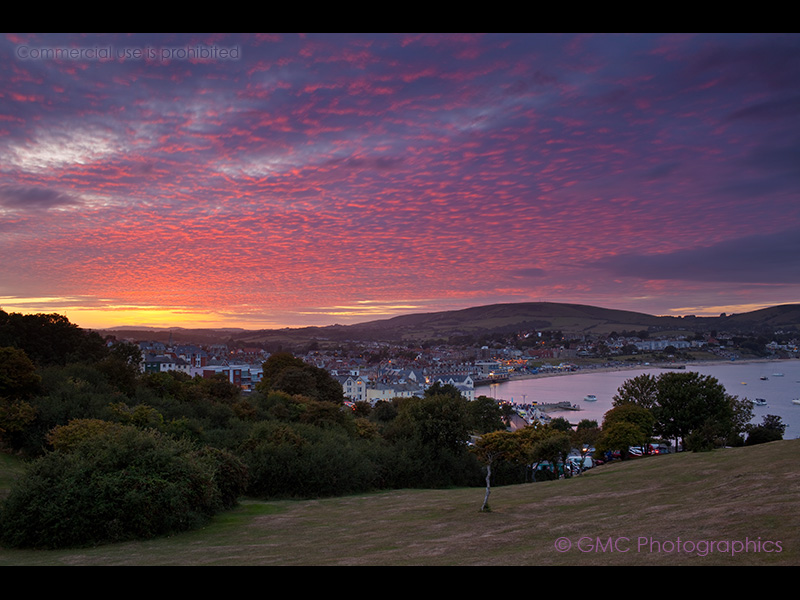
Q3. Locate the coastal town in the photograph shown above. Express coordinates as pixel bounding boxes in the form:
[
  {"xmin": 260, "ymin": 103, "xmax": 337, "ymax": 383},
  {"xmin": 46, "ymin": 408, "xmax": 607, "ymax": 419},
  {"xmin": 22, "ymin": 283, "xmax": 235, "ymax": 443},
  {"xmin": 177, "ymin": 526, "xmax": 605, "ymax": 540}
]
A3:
[{"xmin": 134, "ymin": 327, "xmax": 800, "ymax": 406}]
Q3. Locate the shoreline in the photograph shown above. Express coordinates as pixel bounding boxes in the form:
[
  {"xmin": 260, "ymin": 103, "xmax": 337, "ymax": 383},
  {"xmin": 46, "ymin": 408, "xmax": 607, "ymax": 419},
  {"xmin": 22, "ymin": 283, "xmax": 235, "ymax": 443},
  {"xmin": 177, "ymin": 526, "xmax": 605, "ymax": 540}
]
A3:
[{"xmin": 476, "ymin": 357, "xmax": 794, "ymax": 387}]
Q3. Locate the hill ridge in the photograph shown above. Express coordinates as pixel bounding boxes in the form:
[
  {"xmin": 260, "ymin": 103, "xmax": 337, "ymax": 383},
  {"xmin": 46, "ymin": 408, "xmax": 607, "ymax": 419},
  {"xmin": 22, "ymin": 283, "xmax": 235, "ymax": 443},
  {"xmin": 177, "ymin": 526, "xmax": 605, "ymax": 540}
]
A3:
[{"xmin": 97, "ymin": 301, "xmax": 800, "ymax": 345}]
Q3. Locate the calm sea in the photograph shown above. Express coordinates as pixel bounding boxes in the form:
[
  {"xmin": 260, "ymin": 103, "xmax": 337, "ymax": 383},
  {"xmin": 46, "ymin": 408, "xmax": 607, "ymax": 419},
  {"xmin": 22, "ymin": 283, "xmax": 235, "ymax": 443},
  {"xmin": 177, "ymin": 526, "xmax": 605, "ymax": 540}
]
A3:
[{"xmin": 484, "ymin": 360, "xmax": 800, "ymax": 439}]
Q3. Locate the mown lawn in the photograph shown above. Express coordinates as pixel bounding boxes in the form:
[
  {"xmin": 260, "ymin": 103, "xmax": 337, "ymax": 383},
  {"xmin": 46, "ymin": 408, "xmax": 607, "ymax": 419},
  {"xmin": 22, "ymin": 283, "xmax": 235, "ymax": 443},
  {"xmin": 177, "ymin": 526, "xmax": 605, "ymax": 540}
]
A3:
[{"xmin": 1, "ymin": 439, "xmax": 797, "ymax": 565}]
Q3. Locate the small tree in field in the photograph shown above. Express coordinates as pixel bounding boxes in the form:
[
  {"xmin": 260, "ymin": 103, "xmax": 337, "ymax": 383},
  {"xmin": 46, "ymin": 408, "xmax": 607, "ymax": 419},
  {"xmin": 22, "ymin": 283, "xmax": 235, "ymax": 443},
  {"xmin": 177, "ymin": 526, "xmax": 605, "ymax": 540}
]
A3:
[
  {"xmin": 596, "ymin": 421, "xmax": 646, "ymax": 461},
  {"xmin": 473, "ymin": 430, "xmax": 522, "ymax": 512}
]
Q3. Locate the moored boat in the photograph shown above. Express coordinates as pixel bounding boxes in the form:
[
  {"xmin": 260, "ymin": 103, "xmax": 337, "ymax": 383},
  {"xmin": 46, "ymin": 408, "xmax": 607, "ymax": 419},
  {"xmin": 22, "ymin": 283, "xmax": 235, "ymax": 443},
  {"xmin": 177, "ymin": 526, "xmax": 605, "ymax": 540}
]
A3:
[{"xmin": 584, "ymin": 394, "xmax": 597, "ymax": 402}]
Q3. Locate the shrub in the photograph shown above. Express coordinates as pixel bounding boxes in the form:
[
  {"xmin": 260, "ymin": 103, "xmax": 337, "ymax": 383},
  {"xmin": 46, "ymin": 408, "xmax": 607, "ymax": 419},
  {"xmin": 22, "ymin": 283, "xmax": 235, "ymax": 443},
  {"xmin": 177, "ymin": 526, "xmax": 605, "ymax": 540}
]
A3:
[
  {"xmin": 240, "ymin": 421, "xmax": 383, "ymax": 499},
  {"xmin": 0, "ymin": 424, "xmax": 247, "ymax": 549}
]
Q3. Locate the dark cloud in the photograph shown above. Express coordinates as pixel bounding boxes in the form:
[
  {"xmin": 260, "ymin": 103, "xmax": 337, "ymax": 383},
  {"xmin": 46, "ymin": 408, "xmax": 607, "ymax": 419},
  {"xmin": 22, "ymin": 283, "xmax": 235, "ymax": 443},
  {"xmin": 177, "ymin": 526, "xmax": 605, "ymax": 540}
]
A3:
[
  {"xmin": 327, "ymin": 156, "xmax": 406, "ymax": 171},
  {"xmin": 509, "ymin": 268, "xmax": 547, "ymax": 279},
  {"xmin": 745, "ymin": 139, "xmax": 800, "ymax": 175},
  {"xmin": 0, "ymin": 186, "xmax": 79, "ymax": 210},
  {"xmin": 644, "ymin": 161, "xmax": 681, "ymax": 181},
  {"xmin": 729, "ymin": 96, "xmax": 800, "ymax": 122},
  {"xmin": 591, "ymin": 229, "xmax": 800, "ymax": 285}
]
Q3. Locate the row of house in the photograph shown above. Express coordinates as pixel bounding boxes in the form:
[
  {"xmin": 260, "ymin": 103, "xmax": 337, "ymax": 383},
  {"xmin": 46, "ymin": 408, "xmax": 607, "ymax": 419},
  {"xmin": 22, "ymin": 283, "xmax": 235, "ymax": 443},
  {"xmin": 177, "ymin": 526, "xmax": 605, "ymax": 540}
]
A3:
[
  {"xmin": 141, "ymin": 352, "xmax": 265, "ymax": 392},
  {"xmin": 334, "ymin": 370, "xmax": 475, "ymax": 404},
  {"xmin": 140, "ymin": 344, "xmax": 476, "ymax": 403}
]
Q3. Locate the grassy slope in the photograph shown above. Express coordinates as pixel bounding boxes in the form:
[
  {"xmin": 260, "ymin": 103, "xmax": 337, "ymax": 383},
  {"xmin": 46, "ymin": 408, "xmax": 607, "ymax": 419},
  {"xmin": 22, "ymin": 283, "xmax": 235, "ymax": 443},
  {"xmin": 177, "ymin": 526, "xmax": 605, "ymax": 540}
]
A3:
[{"xmin": 1, "ymin": 438, "xmax": 797, "ymax": 566}]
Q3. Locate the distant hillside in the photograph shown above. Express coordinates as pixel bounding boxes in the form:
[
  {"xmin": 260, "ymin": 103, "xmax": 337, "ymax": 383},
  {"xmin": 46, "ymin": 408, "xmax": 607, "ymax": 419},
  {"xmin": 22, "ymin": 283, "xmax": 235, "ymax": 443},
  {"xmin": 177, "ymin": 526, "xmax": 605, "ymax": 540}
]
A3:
[
  {"xmin": 336, "ymin": 302, "xmax": 669, "ymax": 340},
  {"xmin": 99, "ymin": 302, "xmax": 800, "ymax": 347},
  {"xmin": 716, "ymin": 304, "xmax": 800, "ymax": 331}
]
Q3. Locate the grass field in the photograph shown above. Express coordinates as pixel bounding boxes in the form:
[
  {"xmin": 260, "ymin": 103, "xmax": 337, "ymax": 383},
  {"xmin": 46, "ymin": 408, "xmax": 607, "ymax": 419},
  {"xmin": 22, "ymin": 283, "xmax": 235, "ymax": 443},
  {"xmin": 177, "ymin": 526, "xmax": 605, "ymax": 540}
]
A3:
[{"xmin": 1, "ymin": 439, "xmax": 797, "ymax": 566}]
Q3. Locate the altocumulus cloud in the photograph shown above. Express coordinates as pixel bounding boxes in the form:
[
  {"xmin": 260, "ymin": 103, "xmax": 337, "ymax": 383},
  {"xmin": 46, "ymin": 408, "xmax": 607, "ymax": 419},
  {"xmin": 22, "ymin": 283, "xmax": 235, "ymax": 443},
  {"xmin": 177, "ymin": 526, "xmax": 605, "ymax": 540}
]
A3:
[{"xmin": 591, "ymin": 229, "xmax": 800, "ymax": 285}]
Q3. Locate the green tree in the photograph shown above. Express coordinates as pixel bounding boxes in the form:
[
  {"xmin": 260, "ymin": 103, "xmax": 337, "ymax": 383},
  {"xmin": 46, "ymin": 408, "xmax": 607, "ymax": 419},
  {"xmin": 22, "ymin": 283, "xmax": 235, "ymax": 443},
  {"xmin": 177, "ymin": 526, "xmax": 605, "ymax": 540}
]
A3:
[
  {"xmin": 0, "ymin": 347, "xmax": 41, "ymax": 448},
  {"xmin": 728, "ymin": 396, "xmax": 755, "ymax": 446},
  {"xmin": 384, "ymin": 392, "xmax": 481, "ymax": 488},
  {"xmin": 0, "ymin": 311, "xmax": 107, "ymax": 367},
  {"xmin": 571, "ymin": 419, "xmax": 600, "ymax": 469},
  {"xmin": 96, "ymin": 341, "xmax": 142, "ymax": 397},
  {"xmin": 466, "ymin": 395, "xmax": 505, "ymax": 434},
  {"xmin": 531, "ymin": 430, "xmax": 572, "ymax": 479},
  {"xmin": 549, "ymin": 416, "xmax": 573, "ymax": 432},
  {"xmin": 473, "ymin": 430, "xmax": 521, "ymax": 511},
  {"xmin": 745, "ymin": 414, "xmax": 786, "ymax": 446},
  {"xmin": 602, "ymin": 404, "xmax": 655, "ymax": 453},
  {"xmin": 393, "ymin": 393, "xmax": 471, "ymax": 455},
  {"xmin": 46, "ymin": 418, "xmax": 125, "ymax": 452},
  {"xmin": 424, "ymin": 381, "xmax": 464, "ymax": 400},
  {"xmin": 258, "ymin": 352, "xmax": 343, "ymax": 404},
  {"xmin": 368, "ymin": 399, "xmax": 398, "ymax": 425},
  {"xmin": 0, "ymin": 346, "xmax": 42, "ymax": 400},
  {"xmin": 653, "ymin": 372, "xmax": 734, "ymax": 452},
  {"xmin": 613, "ymin": 373, "xmax": 658, "ymax": 409},
  {"xmin": 240, "ymin": 420, "xmax": 381, "ymax": 499},
  {"xmin": 596, "ymin": 421, "xmax": 646, "ymax": 461}
]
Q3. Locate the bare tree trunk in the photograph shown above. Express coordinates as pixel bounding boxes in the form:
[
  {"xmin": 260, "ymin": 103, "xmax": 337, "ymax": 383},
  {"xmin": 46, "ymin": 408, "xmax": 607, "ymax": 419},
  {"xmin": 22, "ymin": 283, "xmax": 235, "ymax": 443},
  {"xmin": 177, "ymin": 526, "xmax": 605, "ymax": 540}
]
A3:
[{"xmin": 481, "ymin": 463, "xmax": 491, "ymax": 512}]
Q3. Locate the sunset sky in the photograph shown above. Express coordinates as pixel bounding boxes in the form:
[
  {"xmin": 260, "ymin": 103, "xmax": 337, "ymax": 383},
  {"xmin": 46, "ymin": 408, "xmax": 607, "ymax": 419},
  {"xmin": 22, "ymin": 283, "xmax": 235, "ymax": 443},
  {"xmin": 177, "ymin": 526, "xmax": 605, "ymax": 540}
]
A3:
[{"xmin": 1, "ymin": 33, "xmax": 799, "ymax": 330}]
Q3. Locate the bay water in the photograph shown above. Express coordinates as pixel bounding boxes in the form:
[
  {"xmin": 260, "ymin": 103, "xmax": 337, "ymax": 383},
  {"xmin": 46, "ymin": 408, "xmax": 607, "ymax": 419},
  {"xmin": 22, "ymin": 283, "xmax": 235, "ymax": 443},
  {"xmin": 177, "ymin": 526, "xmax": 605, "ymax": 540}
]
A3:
[{"xmin": 483, "ymin": 359, "xmax": 800, "ymax": 439}]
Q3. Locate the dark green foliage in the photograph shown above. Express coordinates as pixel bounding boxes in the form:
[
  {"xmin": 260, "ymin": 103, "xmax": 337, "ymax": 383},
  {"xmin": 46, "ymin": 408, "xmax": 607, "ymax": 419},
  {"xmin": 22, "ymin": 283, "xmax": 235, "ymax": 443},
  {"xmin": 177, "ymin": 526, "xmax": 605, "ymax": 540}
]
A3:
[
  {"xmin": 654, "ymin": 372, "xmax": 736, "ymax": 452},
  {"xmin": 596, "ymin": 421, "xmax": 646, "ymax": 460},
  {"xmin": 12, "ymin": 363, "xmax": 128, "ymax": 455},
  {"xmin": 0, "ymin": 346, "xmax": 41, "ymax": 400},
  {"xmin": 0, "ymin": 426, "xmax": 247, "ymax": 549},
  {"xmin": 424, "ymin": 381, "xmax": 463, "ymax": 400},
  {"xmin": 606, "ymin": 372, "xmax": 752, "ymax": 454},
  {"xmin": 381, "ymin": 393, "xmax": 483, "ymax": 488},
  {"xmin": 466, "ymin": 395, "xmax": 506, "ymax": 434},
  {"xmin": 613, "ymin": 373, "xmax": 658, "ymax": 409},
  {"xmin": 0, "ymin": 310, "xmax": 108, "ymax": 367},
  {"xmin": 531, "ymin": 432, "xmax": 572, "ymax": 470},
  {"xmin": 746, "ymin": 414, "xmax": 786, "ymax": 446},
  {"xmin": 369, "ymin": 399, "xmax": 398, "ymax": 425},
  {"xmin": 95, "ymin": 342, "xmax": 142, "ymax": 397},
  {"xmin": 258, "ymin": 352, "xmax": 344, "ymax": 404},
  {"xmin": 389, "ymin": 393, "xmax": 471, "ymax": 456},
  {"xmin": 0, "ymin": 347, "xmax": 41, "ymax": 448},
  {"xmin": 602, "ymin": 404, "xmax": 655, "ymax": 443},
  {"xmin": 240, "ymin": 421, "xmax": 383, "ymax": 498},
  {"xmin": 548, "ymin": 416, "xmax": 573, "ymax": 432}
]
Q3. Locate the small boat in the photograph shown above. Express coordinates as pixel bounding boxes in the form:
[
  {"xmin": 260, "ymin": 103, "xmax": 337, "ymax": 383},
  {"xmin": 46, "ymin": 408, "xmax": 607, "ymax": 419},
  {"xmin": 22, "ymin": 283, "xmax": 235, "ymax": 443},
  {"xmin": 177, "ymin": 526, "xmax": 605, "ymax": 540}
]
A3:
[
  {"xmin": 793, "ymin": 399, "xmax": 800, "ymax": 406},
  {"xmin": 752, "ymin": 398, "xmax": 768, "ymax": 406},
  {"xmin": 584, "ymin": 394, "xmax": 597, "ymax": 402},
  {"xmin": 760, "ymin": 376, "xmax": 768, "ymax": 380},
  {"xmin": 773, "ymin": 373, "xmax": 784, "ymax": 377}
]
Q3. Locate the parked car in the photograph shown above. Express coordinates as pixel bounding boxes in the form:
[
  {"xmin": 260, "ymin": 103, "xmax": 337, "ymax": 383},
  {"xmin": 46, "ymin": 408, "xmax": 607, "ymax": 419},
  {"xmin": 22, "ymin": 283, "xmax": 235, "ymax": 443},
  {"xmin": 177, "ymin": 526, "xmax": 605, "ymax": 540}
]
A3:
[{"xmin": 567, "ymin": 455, "xmax": 593, "ymax": 469}]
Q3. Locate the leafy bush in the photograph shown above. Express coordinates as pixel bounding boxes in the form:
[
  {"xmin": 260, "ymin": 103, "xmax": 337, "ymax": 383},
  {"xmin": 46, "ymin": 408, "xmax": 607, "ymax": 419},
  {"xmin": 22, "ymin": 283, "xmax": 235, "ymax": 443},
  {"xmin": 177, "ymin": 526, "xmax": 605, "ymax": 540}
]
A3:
[
  {"xmin": 0, "ymin": 424, "xmax": 247, "ymax": 549},
  {"xmin": 240, "ymin": 421, "xmax": 382, "ymax": 498}
]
